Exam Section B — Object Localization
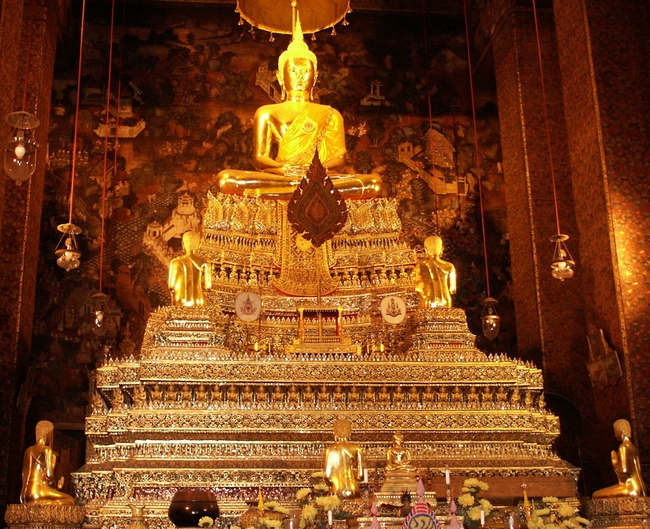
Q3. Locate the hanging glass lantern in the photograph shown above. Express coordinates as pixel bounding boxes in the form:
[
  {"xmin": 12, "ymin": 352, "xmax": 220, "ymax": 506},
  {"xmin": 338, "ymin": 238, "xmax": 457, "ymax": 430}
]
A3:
[
  {"xmin": 4, "ymin": 111, "xmax": 39, "ymax": 184},
  {"xmin": 481, "ymin": 297, "xmax": 500, "ymax": 340},
  {"xmin": 55, "ymin": 223, "xmax": 82, "ymax": 271},
  {"xmin": 550, "ymin": 234, "xmax": 575, "ymax": 281},
  {"xmin": 91, "ymin": 292, "xmax": 110, "ymax": 335}
]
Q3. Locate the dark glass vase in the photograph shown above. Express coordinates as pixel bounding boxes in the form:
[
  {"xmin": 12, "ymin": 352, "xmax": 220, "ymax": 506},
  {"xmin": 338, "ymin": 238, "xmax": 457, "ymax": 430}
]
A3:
[{"xmin": 168, "ymin": 490, "xmax": 220, "ymax": 528}]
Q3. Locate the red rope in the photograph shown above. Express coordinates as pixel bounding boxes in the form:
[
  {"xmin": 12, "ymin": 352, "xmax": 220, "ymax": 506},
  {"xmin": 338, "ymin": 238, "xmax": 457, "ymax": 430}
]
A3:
[
  {"xmin": 22, "ymin": 0, "xmax": 38, "ymax": 110},
  {"xmin": 462, "ymin": 0, "xmax": 491, "ymax": 297},
  {"xmin": 99, "ymin": 0, "xmax": 116, "ymax": 292},
  {"xmin": 68, "ymin": 0, "xmax": 87, "ymax": 223},
  {"xmin": 532, "ymin": 0, "xmax": 562, "ymax": 235}
]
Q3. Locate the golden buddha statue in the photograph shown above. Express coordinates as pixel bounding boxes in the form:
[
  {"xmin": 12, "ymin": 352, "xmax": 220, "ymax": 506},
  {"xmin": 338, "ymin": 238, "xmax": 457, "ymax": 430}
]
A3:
[
  {"xmin": 166, "ymin": 384, "xmax": 177, "ymax": 403},
  {"xmin": 217, "ymin": 12, "xmax": 381, "ymax": 200},
  {"xmin": 256, "ymin": 385, "xmax": 268, "ymax": 404},
  {"xmin": 150, "ymin": 383, "xmax": 163, "ymax": 405},
  {"xmin": 196, "ymin": 384, "xmax": 208, "ymax": 404},
  {"xmin": 303, "ymin": 384, "xmax": 315, "ymax": 404},
  {"xmin": 414, "ymin": 236, "xmax": 457, "ymax": 308},
  {"xmin": 423, "ymin": 386, "xmax": 435, "ymax": 404},
  {"xmin": 168, "ymin": 231, "xmax": 212, "ymax": 307},
  {"xmin": 348, "ymin": 386, "xmax": 361, "ymax": 404},
  {"xmin": 318, "ymin": 384, "xmax": 330, "ymax": 405},
  {"xmin": 227, "ymin": 385, "xmax": 239, "ymax": 404},
  {"xmin": 593, "ymin": 419, "xmax": 647, "ymax": 498},
  {"xmin": 378, "ymin": 385, "xmax": 391, "ymax": 404},
  {"xmin": 437, "ymin": 386, "xmax": 449, "ymax": 403},
  {"xmin": 364, "ymin": 386, "xmax": 376, "ymax": 403},
  {"xmin": 242, "ymin": 384, "xmax": 254, "ymax": 404},
  {"xmin": 288, "ymin": 384, "xmax": 300, "ymax": 405},
  {"xmin": 272, "ymin": 385, "xmax": 285, "ymax": 403},
  {"xmin": 386, "ymin": 432, "xmax": 413, "ymax": 471},
  {"xmin": 133, "ymin": 385, "xmax": 148, "ymax": 408},
  {"xmin": 408, "ymin": 386, "xmax": 420, "ymax": 405},
  {"xmin": 21, "ymin": 421, "xmax": 75, "ymax": 504},
  {"xmin": 467, "ymin": 386, "xmax": 479, "ymax": 407},
  {"xmin": 482, "ymin": 386, "xmax": 493, "ymax": 404},
  {"xmin": 393, "ymin": 386, "xmax": 406, "ymax": 404},
  {"xmin": 181, "ymin": 384, "xmax": 193, "ymax": 404},
  {"xmin": 496, "ymin": 386, "xmax": 508, "ymax": 403},
  {"xmin": 451, "ymin": 386, "xmax": 464, "ymax": 404},
  {"xmin": 382, "ymin": 432, "xmax": 417, "ymax": 493},
  {"xmin": 333, "ymin": 385, "xmax": 345, "ymax": 404},
  {"xmin": 324, "ymin": 418, "xmax": 364, "ymax": 498}
]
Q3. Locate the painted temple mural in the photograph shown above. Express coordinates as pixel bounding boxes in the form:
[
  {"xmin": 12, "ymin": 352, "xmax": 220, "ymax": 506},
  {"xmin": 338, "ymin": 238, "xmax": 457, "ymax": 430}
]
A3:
[{"xmin": 29, "ymin": 3, "xmax": 508, "ymax": 426}]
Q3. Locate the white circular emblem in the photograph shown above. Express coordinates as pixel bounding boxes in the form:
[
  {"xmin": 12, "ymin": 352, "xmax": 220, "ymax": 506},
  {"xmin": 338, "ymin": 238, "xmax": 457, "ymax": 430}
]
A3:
[
  {"xmin": 380, "ymin": 296, "xmax": 406, "ymax": 324},
  {"xmin": 235, "ymin": 292, "xmax": 262, "ymax": 322}
]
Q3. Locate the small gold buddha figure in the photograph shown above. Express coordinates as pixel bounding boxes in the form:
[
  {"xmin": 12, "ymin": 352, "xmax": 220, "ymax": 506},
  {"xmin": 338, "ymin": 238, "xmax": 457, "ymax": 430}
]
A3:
[
  {"xmin": 538, "ymin": 393, "xmax": 546, "ymax": 411},
  {"xmin": 303, "ymin": 385, "xmax": 315, "ymax": 404},
  {"xmin": 20, "ymin": 421, "xmax": 75, "ymax": 504},
  {"xmin": 386, "ymin": 432, "xmax": 413, "ymax": 471},
  {"xmin": 324, "ymin": 418, "xmax": 364, "ymax": 498},
  {"xmin": 91, "ymin": 390, "xmax": 105, "ymax": 414},
  {"xmin": 348, "ymin": 386, "xmax": 361, "ymax": 404},
  {"xmin": 241, "ymin": 384, "xmax": 254, "ymax": 405},
  {"xmin": 168, "ymin": 230, "xmax": 212, "ymax": 307},
  {"xmin": 510, "ymin": 386, "xmax": 521, "ymax": 407},
  {"xmin": 196, "ymin": 384, "xmax": 208, "ymax": 404},
  {"xmin": 364, "ymin": 386, "xmax": 376, "ymax": 403},
  {"xmin": 408, "ymin": 386, "xmax": 420, "ymax": 406},
  {"xmin": 256, "ymin": 385, "xmax": 268, "ymax": 404},
  {"xmin": 133, "ymin": 385, "xmax": 148, "ymax": 408},
  {"xmin": 211, "ymin": 385, "xmax": 222, "ymax": 404},
  {"xmin": 216, "ymin": 12, "xmax": 381, "ymax": 201},
  {"xmin": 272, "ymin": 385, "xmax": 285, "ymax": 404},
  {"xmin": 451, "ymin": 386, "xmax": 464, "ymax": 404},
  {"xmin": 467, "ymin": 386, "xmax": 479, "ymax": 407},
  {"xmin": 393, "ymin": 386, "xmax": 406, "ymax": 405},
  {"xmin": 496, "ymin": 386, "xmax": 508, "ymax": 403},
  {"xmin": 288, "ymin": 384, "xmax": 300, "ymax": 405},
  {"xmin": 166, "ymin": 384, "xmax": 177, "ymax": 404},
  {"xmin": 150, "ymin": 383, "xmax": 163, "ymax": 405},
  {"xmin": 482, "ymin": 386, "xmax": 493, "ymax": 404},
  {"xmin": 318, "ymin": 384, "xmax": 330, "ymax": 405},
  {"xmin": 227, "ymin": 385, "xmax": 239, "ymax": 404},
  {"xmin": 378, "ymin": 385, "xmax": 391, "ymax": 404},
  {"xmin": 524, "ymin": 391, "xmax": 534, "ymax": 408},
  {"xmin": 333, "ymin": 385, "xmax": 345, "ymax": 404},
  {"xmin": 112, "ymin": 388, "xmax": 124, "ymax": 410},
  {"xmin": 181, "ymin": 384, "xmax": 193, "ymax": 405},
  {"xmin": 414, "ymin": 235, "xmax": 457, "ymax": 308},
  {"xmin": 423, "ymin": 386, "xmax": 435, "ymax": 405},
  {"xmin": 437, "ymin": 386, "xmax": 449, "ymax": 404},
  {"xmin": 593, "ymin": 419, "xmax": 647, "ymax": 498}
]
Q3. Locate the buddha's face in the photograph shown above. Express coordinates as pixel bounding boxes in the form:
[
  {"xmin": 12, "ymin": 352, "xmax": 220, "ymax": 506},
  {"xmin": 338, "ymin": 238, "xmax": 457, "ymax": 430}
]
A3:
[{"xmin": 282, "ymin": 56, "xmax": 315, "ymax": 93}]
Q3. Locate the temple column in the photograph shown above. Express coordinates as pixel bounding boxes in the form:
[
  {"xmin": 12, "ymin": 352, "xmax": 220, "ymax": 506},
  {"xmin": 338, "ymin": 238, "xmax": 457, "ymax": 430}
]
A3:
[
  {"xmin": 553, "ymin": 0, "xmax": 650, "ymax": 478},
  {"xmin": 490, "ymin": 7, "xmax": 615, "ymax": 492},
  {"xmin": 0, "ymin": 0, "xmax": 62, "ymax": 516}
]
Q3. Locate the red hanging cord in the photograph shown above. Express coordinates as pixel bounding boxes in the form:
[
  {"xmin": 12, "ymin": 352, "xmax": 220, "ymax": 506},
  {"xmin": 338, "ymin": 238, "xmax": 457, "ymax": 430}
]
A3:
[
  {"xmin": 21, "ymin": 0, "xmax": 38, "ymax": 111},
  {"xmin": 532, "ymin": 0, "xmax": 562, "ymax": 235},
  {"xmin": 99, "ymin": 0, "xmax": 117, "ymax": 293},
  {"xmin": 462, "ymin": 0, "xmax": 491, "ymax": 297},
  {"xmin": 68, "ymin": 0, "xmax": 88, "ymax": 223}
]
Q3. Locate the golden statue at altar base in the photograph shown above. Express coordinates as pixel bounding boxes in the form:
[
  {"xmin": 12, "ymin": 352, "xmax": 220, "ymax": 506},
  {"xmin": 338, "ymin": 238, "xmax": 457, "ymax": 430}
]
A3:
[
  {"xmin": 324, "ymin": 418, "xmax": 364, "ymax": 498},
  {"xmin": 381, "ymin": 432, "xmax": 418, "ymax": 493},
  {"xmin": 168, "ymin": 231, "xmax": 212, "ymax": 307},
  {"xmin": 217, "ymin": 9, "xmax": 381, "ymax": 200},
  {"xmin": 20, "ymin": 421, "xmax": 75, "ymax": 505},
  {"xmin": 414, "ymin": 236, "xmax": 456, "ymax": 308},
  {"xmin": 593, "ymin": 419, "xmax": 647, "ymax": 498}
]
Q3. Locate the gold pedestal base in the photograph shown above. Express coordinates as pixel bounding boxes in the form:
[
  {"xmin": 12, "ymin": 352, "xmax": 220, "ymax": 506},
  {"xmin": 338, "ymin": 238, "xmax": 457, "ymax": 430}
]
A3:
[
  {"xmin": 380, "ymin": 468, "xmax": 420, "ymax": 494},
  {"xmin": 586, "ymin": 497, "xmax": 650, "ymax": 529},
  {"xmin": 4, "ymin": 504, "xmax": 85, "ymax": 529}
]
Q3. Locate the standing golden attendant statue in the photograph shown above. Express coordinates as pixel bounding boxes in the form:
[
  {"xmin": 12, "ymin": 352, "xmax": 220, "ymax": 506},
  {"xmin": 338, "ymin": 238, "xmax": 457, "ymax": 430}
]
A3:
[
  {"xmin": 217, "ymin": 8, "xmax": 381, "ymax": 199},
  {"xmin": 414, "ymin": 235, "xmax": 456, "ymax": 308},
  {"xmin": 592, "ymin": 419, "xmax": 646, "ymax": 498},
  {"xmin": 168, "ymin": 231, "xmax": 212, "ymax": 307},
  {"xmin": 21, "ymin": 421, "xmax": 75, "ymax": 505},
  {"xmin": 324, "ymin": 418, "xmax": 364, "ymax": 498}
]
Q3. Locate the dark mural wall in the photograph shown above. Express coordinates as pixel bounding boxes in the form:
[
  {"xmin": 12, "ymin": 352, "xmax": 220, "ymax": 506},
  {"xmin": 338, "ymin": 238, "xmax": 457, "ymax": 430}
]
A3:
[{"xmin": 28, "ymin": 2, "xmax": 509, "ymax": 428}]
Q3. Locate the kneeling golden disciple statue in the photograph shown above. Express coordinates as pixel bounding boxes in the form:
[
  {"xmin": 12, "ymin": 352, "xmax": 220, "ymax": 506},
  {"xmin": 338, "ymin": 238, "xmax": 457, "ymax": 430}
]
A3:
[
  {"xmin": 217, "ymin": 12, "xmax": 381, "ymax": 200},
  {"xmin": 168, "ymin": 231, "xmax": 212, "ymax": 307},
  {"xmin": 414, "ymin": 235, "xmax": 456, "ymax": 308},
  {"xmin": 593, "ymin": 419, "xmax": 646, "ymax": 498},
  {"xmin": 324, "ymin": 418, "xmax": 364, "ymax": 498},
  {"xmin": 21, "ymin": 421, "xmax": 75, "ymax": 504}
]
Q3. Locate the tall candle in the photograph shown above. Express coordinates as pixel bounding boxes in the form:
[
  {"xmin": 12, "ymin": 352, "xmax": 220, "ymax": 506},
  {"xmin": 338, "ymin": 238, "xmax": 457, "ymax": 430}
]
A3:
[
  {"xmin": 290, "ymin": 521, "xmax": 294, "ymax": 529},
  {"xmin": 480, "ymin": 508, "xmax": 485, "ymax": 526},
  {"xmin": 328, "ymin": 511, "xmax": 333, "ymax": 526},
  {"xmin": 445, "ymin": 466, "xmax": 450, "ymax": 485},
  {"xmin": 363, "ymin": 468, "xmax": 369, "ymax": 483}
]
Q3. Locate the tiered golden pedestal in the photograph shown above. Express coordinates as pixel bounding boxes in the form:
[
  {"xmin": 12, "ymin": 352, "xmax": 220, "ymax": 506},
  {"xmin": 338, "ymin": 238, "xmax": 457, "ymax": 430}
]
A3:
[
  {"xmin": 586, "ymin": 497, "xmax": 650, "ymax": 529},
  {"xmin": 4, "ymin": 504, "xmax": 85, "ymax": 529},
  {"xmin": 73, "ymin": 195, "xmax": 577, "ymax": 528}
]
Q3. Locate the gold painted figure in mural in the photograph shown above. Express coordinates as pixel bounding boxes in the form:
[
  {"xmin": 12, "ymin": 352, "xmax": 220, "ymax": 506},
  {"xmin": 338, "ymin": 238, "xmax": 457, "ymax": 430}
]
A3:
[
  {"xmin": 414, "ymin": 235, "xmax": 456, "ymax": 308},
  {"xmin": 168, "ymin": 231, "xmax": 212, "ymax": 307},
  {"xmin": 217, "ymin": 13, "xmax": 381, "ymax": 200},
  {"xmin": 324, "ymin": 418, "xmax": 364, "ymax": 498},
  {"xmin": 21, "ymin": 421, "xmax": 75, "ymax": 505},
  {"xmin": 593, "ymin": 419, "xmax": 647, "ymax": 498}
]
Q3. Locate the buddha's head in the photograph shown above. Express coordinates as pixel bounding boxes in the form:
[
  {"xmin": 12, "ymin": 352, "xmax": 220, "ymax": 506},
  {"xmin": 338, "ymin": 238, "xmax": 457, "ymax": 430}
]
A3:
[
  {"xmin": 613, "ymin": 418, "xmax": 632, "ymax": 441},
  {"xmin": 277, "ymin": 11, "xmax": 317, "ymax": 98},
  {"xmin": 182, "ymin": 230, "xmax": 201, "ymax": 254},
  {"xmin": 424, "ymin": 235, "xmax": 443, "ymax": 257},
  {"xmin": 35, "ymin": 420, "xmax": 54, "ymax": 444},
  {"xmin": 333, "ymin": 417, "xmax": 352, "ymax": 440}
]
